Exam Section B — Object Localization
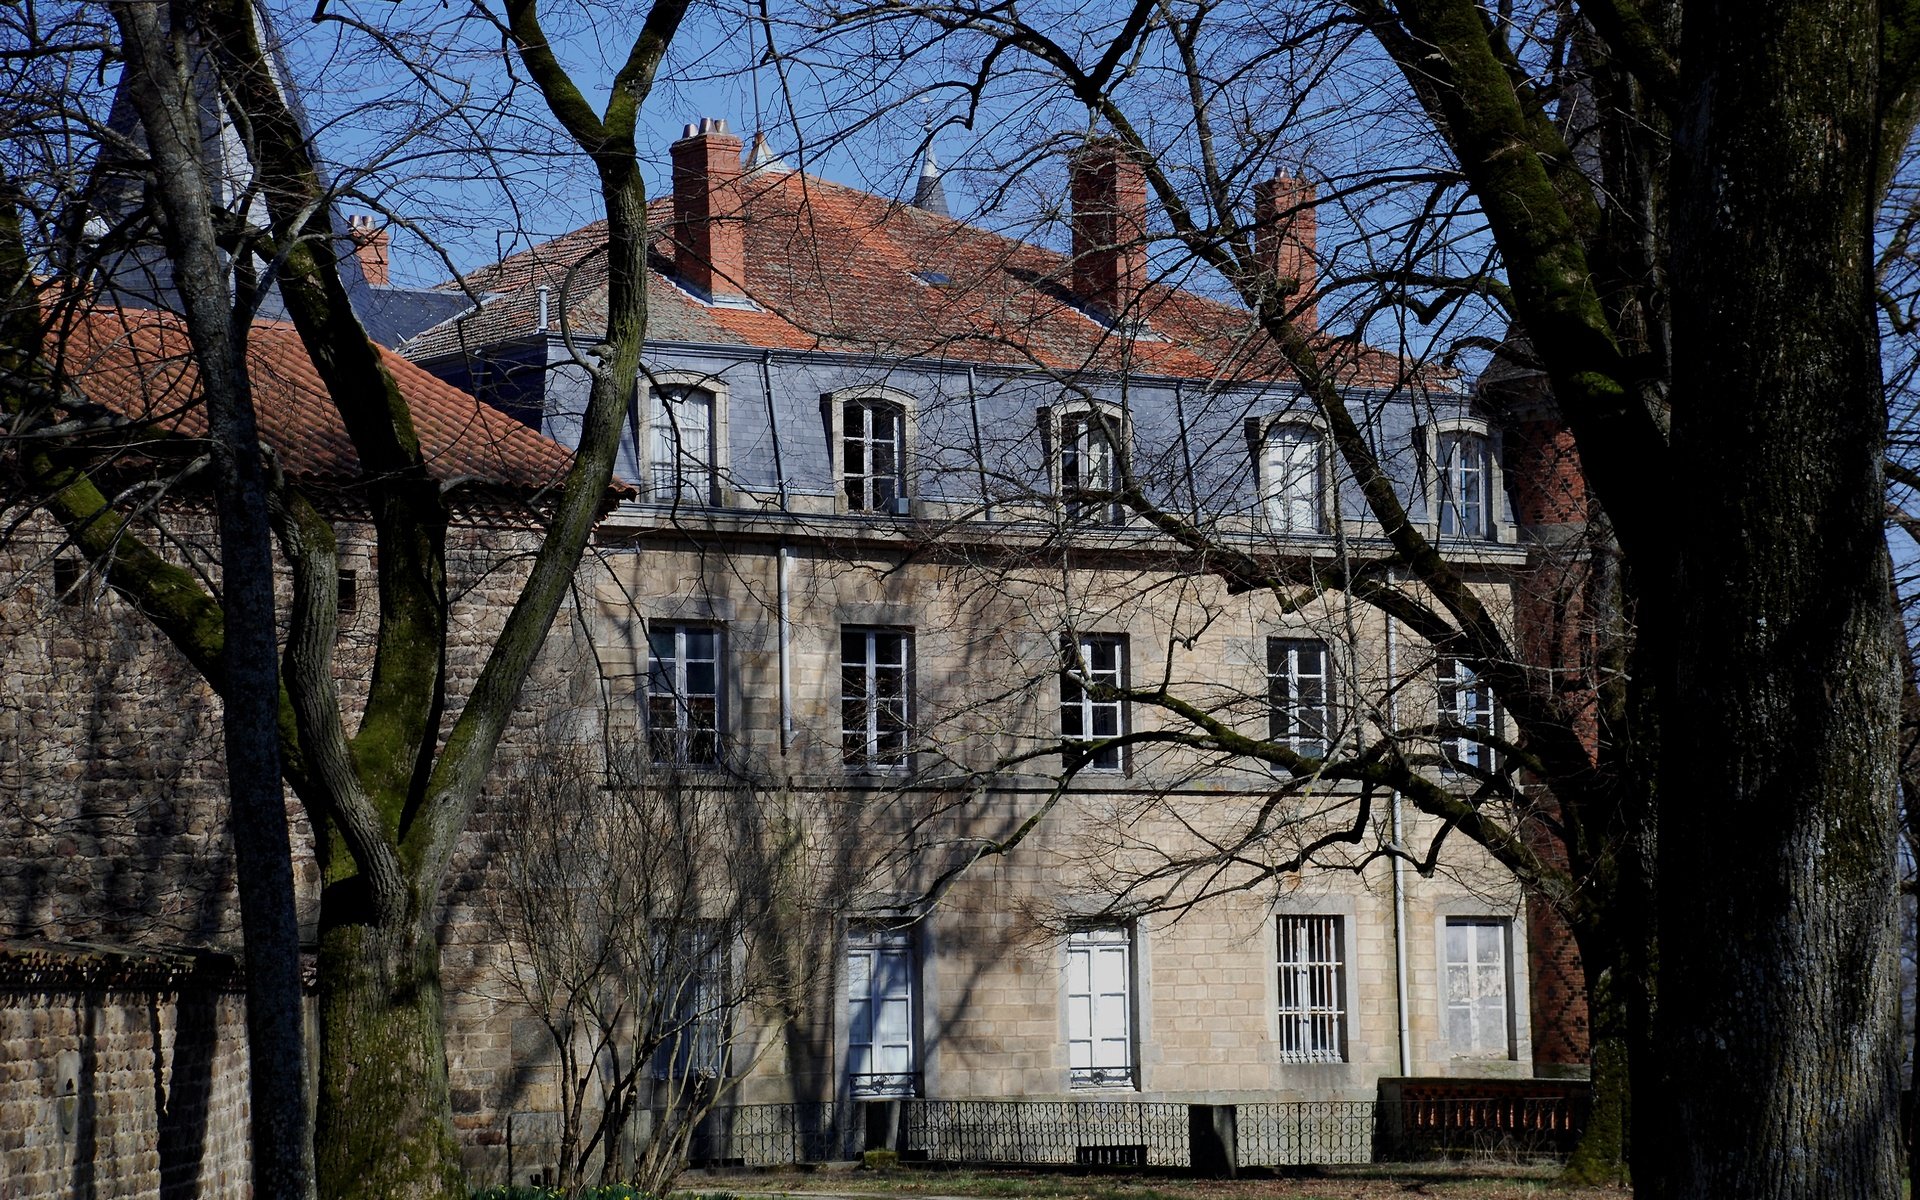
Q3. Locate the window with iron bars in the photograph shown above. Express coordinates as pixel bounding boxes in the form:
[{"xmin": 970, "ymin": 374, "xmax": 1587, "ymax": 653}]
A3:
[
  {"xmin": 651, "ymin": 921, "xmax": 731, "ymax": 1081},
  {"xmin": 1276, "ymin": 915, "xmax": 1346, "ymax": 1063}
]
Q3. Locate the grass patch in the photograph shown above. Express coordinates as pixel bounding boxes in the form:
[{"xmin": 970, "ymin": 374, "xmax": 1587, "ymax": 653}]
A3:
[{"xmin": 715, "ymin": 1164, "xmax": 1627, "ymax": 1200}]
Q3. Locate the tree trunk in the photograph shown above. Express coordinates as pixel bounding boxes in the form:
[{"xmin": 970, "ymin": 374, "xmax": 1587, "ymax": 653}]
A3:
[
  {"xmin": 1563, "ymin": 942, "xmax": 1629, "ymax": 1186},
  {"xmin": 314, "ymin": 897, "xmax": 464, "ymax": 1200},
  {"xmin": 1659, "ymin": 1, "xmax": 1903, "ymax": 1195},
  {"xmin": 108, "ymin": 7, "xmax": 315, "ymax": 1194}
]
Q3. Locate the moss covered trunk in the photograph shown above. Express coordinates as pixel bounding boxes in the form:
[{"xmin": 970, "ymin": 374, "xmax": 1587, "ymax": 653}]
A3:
[
  {"xmin": 1563, "ymin": 945, "xmax": 1630, "ymax": 1186},
  {"xmin": 314, "ymin": 892, "xmax": 463, "ymax": 1200}
]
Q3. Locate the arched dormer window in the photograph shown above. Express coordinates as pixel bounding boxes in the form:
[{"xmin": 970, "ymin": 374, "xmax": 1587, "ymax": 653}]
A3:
[
  {"xmin": 1262, "ymin": 420, "xmax": 1328, "ymax": 534},
  {"xmin": 825, "ymin": 386, "xmax": 917, "ymax": 515},
  {"xmin": 844, "ymin": 399, "xmax": 906, "ymax": 512},
  {"xmin": 643, "ymin": 372, "xmax": 730, "ymax": 507},
  {"xmin": 1047, "ymin": 402, "xmax": 1130, "ymax": 527},
  {"xmin": 1420, "ymin": 419, "xmax": 1505, "ymax": 542}
]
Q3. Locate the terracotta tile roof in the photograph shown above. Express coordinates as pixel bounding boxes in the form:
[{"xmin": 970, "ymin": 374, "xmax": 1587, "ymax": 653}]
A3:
[
  {"xmin": 45, "ymin": 304, "xmax": 592, "ymax": 493},
  {"xmin": 406, "ymin": 170, "xmax": 1410, "ymax": 390}
]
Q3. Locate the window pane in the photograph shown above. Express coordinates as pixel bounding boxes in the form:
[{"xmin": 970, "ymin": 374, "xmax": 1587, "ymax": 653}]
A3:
[
  {"xmin": 1444, "ymin": 918, "xmax": 1510, "ymax": 1057},
  {"xmin": 1438, "ymin": 431, "xmax": 1492, "ymax": 539},
  {"xmin": 848, "ymin": 930, "xmax": 916, "ymax": 1096},
  {"xmin": 1269, "ymin": 638, "xmax": 1333, "ymax": 757},
  {"xmin": 845, "ymin": 401, "xmax": 907, "ymax": 512},
  {"xmin": 646, "ymin": 624, "xmax": 722, "ymax": 765},
  {"xmin": 1061, "ymin": 635, "xmax": 1127, "ymax": 771},
  {"xmin": 1061, "ymin": 412, "xmax": 1123, "ymax": 524},
  {"xmin": 652, "ymin": 388, "xmax": 714, "ymax": 505},
  {"xmin": 843, "ymin": 628, "xmax": 913, "ymax": 769},
  {"xmin": 1266, "ymin": 425, "xmax": 1324, "ymax": 533}
]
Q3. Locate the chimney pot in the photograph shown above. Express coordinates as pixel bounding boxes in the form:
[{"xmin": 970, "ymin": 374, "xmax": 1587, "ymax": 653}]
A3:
[
  {"xmin": 347, "ymin": 214, "xmax": 390, "ymax": 288},
  {"xmin": 671, "ymin": 119, "xmax": 748, "ymax": 302},
  {"xmin": 1253, "ymin": 173, "xmax": 1318, "ymax": 330},
  {"xmin": 1069, "ymin": 138, "xmax": 1147, "ymax": 321}
]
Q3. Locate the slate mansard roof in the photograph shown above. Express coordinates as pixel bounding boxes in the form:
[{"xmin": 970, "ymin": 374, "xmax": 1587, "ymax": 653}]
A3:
[
  {"xmin": 404, "ymin": 165, "xmax": 1409, "ymax": 393},
  {"xmin": 42, "ymin": 304, "xmax": 584, "ymax": 493}
]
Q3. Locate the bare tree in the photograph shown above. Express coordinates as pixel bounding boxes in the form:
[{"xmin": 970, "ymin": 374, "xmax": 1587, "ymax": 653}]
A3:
[
  {"xmin": 487, "ymin": 731, "xmax": 840, "ymax": 1196},
  {"xmin": 742, "ymin": 0, "xmax": 1920, "ymax": 1192},
  {"xmin": 0, "ymin": 0, "xmax": 691, "ymax": 1193}
]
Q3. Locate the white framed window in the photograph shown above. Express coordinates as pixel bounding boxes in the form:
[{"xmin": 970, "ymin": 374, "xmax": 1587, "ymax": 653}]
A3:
[
  {"xmin": 1066, "ymin": 927, "xmax": 1135, "ymax": 1088},
  {"xmin": 652, "ymin": 921, "xmax": 731, "ymax": 1081},
  {"xmin": 1061, "ymin": 633, "xmax": 1127, "ymax": 772},
  {"xmin": 847, "ymin": 925, "xmax": 917, "ymax": 1097},
  {"xmin": 1268, "ymin": 637, "xmax": 1333, "ymax": 758},
  {"xmin": 649, "ymin": 384, "xmax": 716, "ymax": 505},
  {"xmin": 1276, "ymin": 915, "xmax": 1346, "ymax": 1063},
  {"xmin": 1054, "ymin": 407, "xmax": 1127, "ymax": 525},
  {"xmin": 843, "ymin": 627, "xmax": 911, "ymax": 771},
  {"xmin": 1436, "ymin": 655, "xmax": 1498, "ymax": 773},
  {"xmin": 843, "ymin": 399, "xmax": 907, "ymax": 513},
  {"xmin": 1435, "ymin": 429, "xmax": 1493, "ymax": 539},
  {"xmin": 1263, "ymin": 422, "xmax": 1327, "ymax": 534},
  {"xmin": 1444, "ymin": 917, "xmax": 1512, "ymax": 1058},
  {"xmin": 647, "ymin": 623, "xmax": 721, "ymax": 766}
]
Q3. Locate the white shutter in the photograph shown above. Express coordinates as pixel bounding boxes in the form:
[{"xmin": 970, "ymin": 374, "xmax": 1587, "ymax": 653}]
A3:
[
  {"xmin": 848, "ymin": 928, "xmax": 916, "ymax": 1096},
  {"xmin": 1067, "ymin": 929, "xmax": 1134, "ymax": 1087}
]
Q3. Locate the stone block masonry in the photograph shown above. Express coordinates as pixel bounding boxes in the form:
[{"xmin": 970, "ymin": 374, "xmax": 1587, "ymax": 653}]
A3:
[{"xmin": 0, "ymin": 943, "xmax": 252, "ymax": 1200}]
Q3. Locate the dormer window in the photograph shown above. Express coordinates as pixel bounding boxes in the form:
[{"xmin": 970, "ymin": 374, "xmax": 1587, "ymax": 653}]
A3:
[
  {"xmin": 1055, "ymin": 407, "xmax": 1127, "ymax": 526},
  {"xmin": 826, "ymin": 388, "xmax": 916, "ymax": 515},
  {"xmin": 1436, "ymin": 430, "xmax": 1493, "ymax": 539},
  {"xmin": 843, "ymin": 399, "xmax": 906, "ymax": 513},
  {"xmin": 649, "ymin": 384, "xmax": 716, "ymax": 506},
  {"xmin": 1263, "ymin": 422, "xmax": 1328, "ymax": 534}
]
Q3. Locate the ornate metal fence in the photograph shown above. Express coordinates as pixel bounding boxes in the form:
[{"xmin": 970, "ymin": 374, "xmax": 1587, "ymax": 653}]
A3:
[
  {"xmin": 1236, "ymin": 1101, "xmax": 1377, "ymax": 1166},
  {"xmin": 670, "ymin": 1092, "xmax": 1582, "ymax": 1172},
  {"xmin": 905, "ymin": 1099, "xmax": 1191, "ymax": 1167},
  {"xmin": 686, "ymin": 1102, "xmax": 855, "ymax": 1166}
]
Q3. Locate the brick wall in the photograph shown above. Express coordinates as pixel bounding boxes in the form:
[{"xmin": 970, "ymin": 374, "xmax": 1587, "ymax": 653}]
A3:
[
  {"xmin": 0, "ymin": 502, "xmax": 576, "ymax": 1186},
  {"xmin": 0, "ymin": 944, "xmax": 252, "ymax": 1200}
]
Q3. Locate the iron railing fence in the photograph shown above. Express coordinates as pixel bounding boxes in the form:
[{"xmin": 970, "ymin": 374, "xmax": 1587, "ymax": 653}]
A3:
[
  {"xmin": 686, "ymin": 1101, "xmax": 856, "ymax": 1167},
  {"xmin": 1236, "ymin": 1101, "xmax": 1377, "ymax": 1166},
  {"xmin": 668, "ymin": 1094, "xmax": 1583, "ymax": 1171},
  {"xmin": 906, "ymin": 1099, "xmax": 1191, "ymax": 1167}
]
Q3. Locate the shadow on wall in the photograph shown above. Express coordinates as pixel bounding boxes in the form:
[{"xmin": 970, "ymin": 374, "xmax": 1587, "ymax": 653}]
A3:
[{"xmin": 0, "ymin": 944, "xmax": 253, "ymax": 1200}]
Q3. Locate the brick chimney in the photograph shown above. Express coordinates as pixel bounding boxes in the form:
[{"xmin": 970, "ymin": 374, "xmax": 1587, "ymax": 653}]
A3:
[
  {"xmin": 1069, "ymin": 139, "xmax": 1147, "ymax": 321},
  {"xmin": 347, "ymin": 214, "xmax": 389, "ymax": 287},
  {"xmin": 1253, "ymin": 174, "xmax": 1317, "ymax": 329},
  {"xmin": 671, "ymin": 117, "xmax": 747, "ymax": 303}
]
